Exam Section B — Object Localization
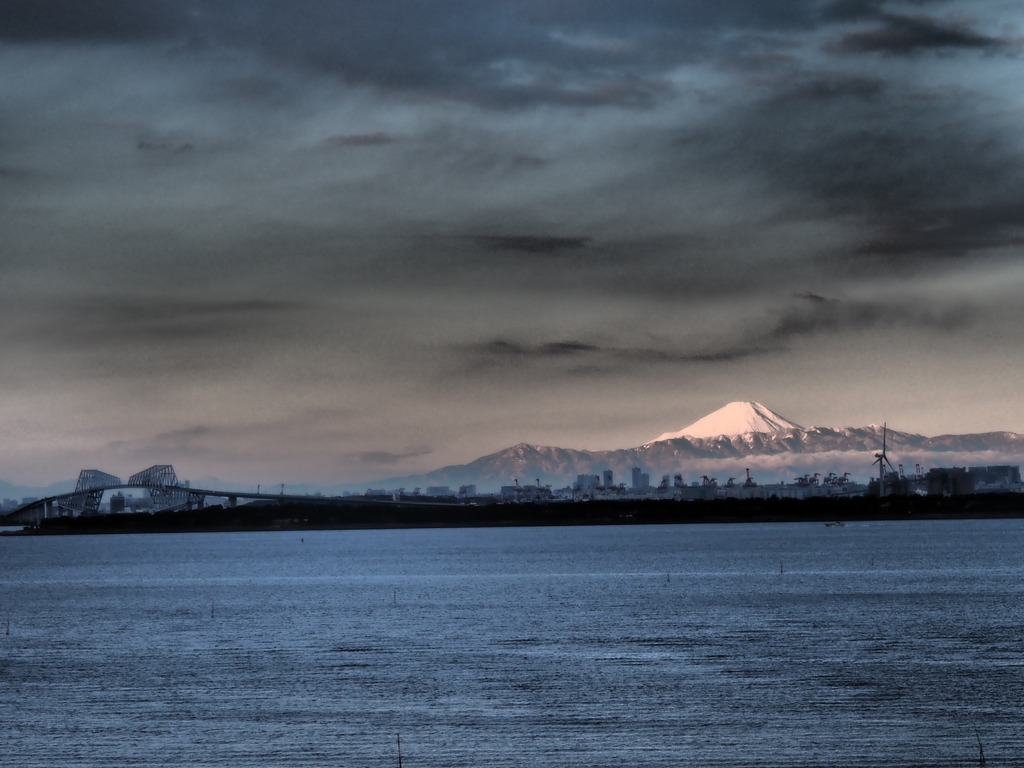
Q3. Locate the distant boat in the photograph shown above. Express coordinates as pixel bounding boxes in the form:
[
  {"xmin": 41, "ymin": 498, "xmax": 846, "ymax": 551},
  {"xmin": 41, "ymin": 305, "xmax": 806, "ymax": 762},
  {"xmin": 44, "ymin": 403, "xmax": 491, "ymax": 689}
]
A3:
[{"xmin": 824, "ymin": 521, "xmax": 845, "ymax": 527}]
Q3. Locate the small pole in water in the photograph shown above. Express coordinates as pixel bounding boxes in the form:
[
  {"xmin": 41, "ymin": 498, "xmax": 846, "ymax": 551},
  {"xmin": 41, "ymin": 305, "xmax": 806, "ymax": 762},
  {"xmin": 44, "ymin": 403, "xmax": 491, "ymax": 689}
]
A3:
[
  {"xmin": 394, "ymin": 589, "xmax": 397, "ymax": 605},
  {"xmin": 975, "ymin": 727, "xmax": 986, "ymax": 766},
  {"xmin": 396, "ymin": 733, "xmax": 403, "ymax": 768},
  {"xmin": 5, "ymin": 613, "xmax": 9, "ymax": 636},
  {"xmin": 780, "ymin": 560, "xmax": 784, "ymax": 574},
  {"xmin": 211, "ymin": 600, "xmax": 215, "ymax": 619}
]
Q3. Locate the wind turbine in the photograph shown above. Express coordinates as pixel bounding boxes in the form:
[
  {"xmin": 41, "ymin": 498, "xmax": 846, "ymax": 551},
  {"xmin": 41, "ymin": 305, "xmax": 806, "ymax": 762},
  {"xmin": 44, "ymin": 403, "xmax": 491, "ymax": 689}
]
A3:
[{"xmin": 873, "ymin": 423, "xmax": 896, "ymax": 497}]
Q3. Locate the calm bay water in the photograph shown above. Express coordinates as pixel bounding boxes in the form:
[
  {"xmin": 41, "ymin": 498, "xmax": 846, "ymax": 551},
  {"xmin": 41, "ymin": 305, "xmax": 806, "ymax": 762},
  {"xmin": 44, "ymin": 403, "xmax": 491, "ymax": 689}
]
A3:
[{"xmin": 1, "ymin": 520, "xmax": 1022, "ymax": 767}]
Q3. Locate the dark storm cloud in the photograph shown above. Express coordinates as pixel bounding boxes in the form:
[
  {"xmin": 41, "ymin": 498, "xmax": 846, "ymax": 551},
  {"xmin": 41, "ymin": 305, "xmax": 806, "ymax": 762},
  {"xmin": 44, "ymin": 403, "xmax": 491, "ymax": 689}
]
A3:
[
  {"xmin": 36, "ymin": 298, "xmax": 305, "ymax": 347},
  {"xmin": 0, "ymin": 0, "xmax": 825, "ymax": 107},
  {"xmin": 794, "ymin": 291, "xmax": 830, "ymax": 302},
  {"xmin": 137, "ymin": 139, "xmax": 194, "ymax": 153},
  {"xmin": 631, "ymin": 346, "xmax": 773, "ymax": 364},
  {"xmin": 464, "ymin": 289, "xmax": 981, "ymax": 379},
  {"xmin": 96, "ymin": 298, "xmax": 300, "ymax": 322},
  {"xmin": 0, "ymin": 166, "xmax": 30, "ymax": 180},
  {"xmin": 325, "ymin": 132, "xmax": 401, "ymax": 147},
  {"xmin": 615, "ymin": 294, "xmax": 979, "ymax": 364},
  {"xmin": 858, "ymin": 203, "xmax": 1024, "ymax": 257},
  {"xmin": 541, "ymin": 341, "xmax": 601, "ymax": 355},
  {"xmin": 763, "ymin": 296, "xmax": 975, "ymax": 341},
  {"xmin": 820, "ymin": 0, "xmax": 888, "ymax": 22},
  {"xmin": 1, "ymin": 1, "xmax": 1011, "ymax": 112},
  {"xmin": 726, "ymin": 77, "xmax": 1003, "ymax": 212},
  {"xmin": 770, "ymin": 75, "xmax": 886, "ymax": 103},
  {"xmin": 828, "ymin": 14, "xmax": 1005, "ymax": 54},
  {"xmin": 473, "ymin": 235, "xmax": 592, "ymax": 254},
  {"xmin": 6, "ymin": 2, "xmax": 1017, "ymax": 300},
  {"xmin": 0, "ymin": 0, "xmax": 183, "ymax": 42},
  {"xmin": 473, "ymin": 338, "xmax": 769, "ymax": 373},
  {"xmin": 484, "ymin": 340, "xmax": 598, "ymax": 356},
  {"xmin": 485, "ymin": 340, "xmax": 527, "ymax": 356},
  {"xmin": 510, "ymin": 155, "xmax": 548, "ymax": 169},
  {"xmin": 689, "ymin": 59, "xmax": 1024, "ymax": 273},
  {"xmin": 820, "ymin": 0, "xmax": 990, "ymax": 24},
  {"xmin": 198, "ymin": 0, "xmax": 822, "ymax": 105}
]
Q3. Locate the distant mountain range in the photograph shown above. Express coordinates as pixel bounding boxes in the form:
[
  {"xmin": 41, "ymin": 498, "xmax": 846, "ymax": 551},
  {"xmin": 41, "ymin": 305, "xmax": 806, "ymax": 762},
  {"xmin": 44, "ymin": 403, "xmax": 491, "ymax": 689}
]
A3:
[
  {"xmin": 366, "ymin": 402, "xmax": 1024, "ymax": 492},
  {"xmin": 7, "ymin": 403, "xmax": 1024, "ymax": 498}
]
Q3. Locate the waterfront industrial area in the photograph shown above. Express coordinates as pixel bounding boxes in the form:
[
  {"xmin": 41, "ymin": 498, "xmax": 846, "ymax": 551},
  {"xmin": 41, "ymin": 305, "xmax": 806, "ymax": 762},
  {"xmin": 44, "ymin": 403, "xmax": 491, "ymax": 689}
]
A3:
[
  {"xmin": 3, "ymin": 461, "xmax": 1023, "ymax": 530},
  {"xmin": 367, "ymin": 462, "xmax": 1022, "ymax": 504},
  {"xmin": 5, "ymin": 404, "xmax": 1024, "ymax": 528}
]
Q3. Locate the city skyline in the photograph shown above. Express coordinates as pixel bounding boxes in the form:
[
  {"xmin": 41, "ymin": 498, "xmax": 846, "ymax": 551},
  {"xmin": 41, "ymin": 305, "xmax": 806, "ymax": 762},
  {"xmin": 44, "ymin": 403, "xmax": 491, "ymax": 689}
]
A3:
[
  {"xmin": 3, "ymin": 1, "xmax": 1024, "ymax": 485},
  {"xmin": 5, "ymin": 400, "xmax": 1024, "ymax": 495}
]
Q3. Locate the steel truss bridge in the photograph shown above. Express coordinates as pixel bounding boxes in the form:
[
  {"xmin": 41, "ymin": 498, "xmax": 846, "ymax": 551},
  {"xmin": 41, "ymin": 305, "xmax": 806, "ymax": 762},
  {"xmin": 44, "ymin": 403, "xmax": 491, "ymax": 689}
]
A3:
[{"xmin": 2, "ymin": 465, "xmax": 345, "ymax": 526}]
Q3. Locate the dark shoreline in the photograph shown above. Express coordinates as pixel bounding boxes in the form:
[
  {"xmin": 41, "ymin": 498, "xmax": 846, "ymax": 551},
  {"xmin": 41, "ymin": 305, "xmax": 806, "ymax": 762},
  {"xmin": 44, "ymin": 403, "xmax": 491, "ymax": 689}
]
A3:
[{"xmin": 4, "ymin": 493, "xmax": 1024, "ymax": 535}]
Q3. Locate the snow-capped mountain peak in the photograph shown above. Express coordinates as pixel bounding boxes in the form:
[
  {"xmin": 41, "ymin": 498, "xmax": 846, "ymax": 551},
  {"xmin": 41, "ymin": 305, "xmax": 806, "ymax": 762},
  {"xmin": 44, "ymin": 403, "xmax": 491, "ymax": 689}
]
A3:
[
  {"xmin": 362, "ymin": 405, "xmax": 1024, "ymax": 492},
  {"xmin": 653, "ymin": 401, "xmax": 803, "ymax": 442}
]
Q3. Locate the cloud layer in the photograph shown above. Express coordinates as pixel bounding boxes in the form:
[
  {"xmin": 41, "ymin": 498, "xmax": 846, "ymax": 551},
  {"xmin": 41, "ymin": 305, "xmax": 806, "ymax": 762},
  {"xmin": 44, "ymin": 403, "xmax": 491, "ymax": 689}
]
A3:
[{"xmin": 2, "ymin": 0, "xmax": 1024, "ymax": 484}]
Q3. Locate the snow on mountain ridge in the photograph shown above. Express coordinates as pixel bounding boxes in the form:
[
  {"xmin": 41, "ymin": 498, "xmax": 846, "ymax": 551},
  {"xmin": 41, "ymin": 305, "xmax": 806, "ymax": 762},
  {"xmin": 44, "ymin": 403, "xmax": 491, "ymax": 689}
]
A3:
[
  {"xmin": 363, "ymin": 423, "xmax": 1024, "ymax": 492},
  {"xmin": 357, "ymin": 405, "xmax": 1024, "ymax": 492},
  {"xmin": 654, "ymin": 401, "xmax": 803, "ymax": 442}
]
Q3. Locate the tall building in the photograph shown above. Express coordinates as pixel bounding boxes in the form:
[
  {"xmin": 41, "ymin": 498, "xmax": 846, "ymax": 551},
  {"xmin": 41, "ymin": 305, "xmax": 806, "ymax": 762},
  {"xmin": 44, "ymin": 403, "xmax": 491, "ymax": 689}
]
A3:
[
  {"xmin": 926, "ymin": 468, "xmax": 974, "ymax": 496},
  {"xmin": 602, "ymin": 470, "xmax": 613, "ymax": 488},
  {"xmin": 631, "ymin": 467, "xmax": 642, "ymax": 490},
  {"xmin": 969, "ymin": 465, "xmax": 1021, "ymax": 487}
]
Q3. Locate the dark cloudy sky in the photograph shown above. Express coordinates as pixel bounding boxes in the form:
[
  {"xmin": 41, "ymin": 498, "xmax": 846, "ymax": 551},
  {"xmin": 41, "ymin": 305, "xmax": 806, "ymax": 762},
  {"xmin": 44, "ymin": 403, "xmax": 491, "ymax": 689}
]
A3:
[{"xmin": 2, "ymin": 0, "xmax": 1023, "ymax": 485}]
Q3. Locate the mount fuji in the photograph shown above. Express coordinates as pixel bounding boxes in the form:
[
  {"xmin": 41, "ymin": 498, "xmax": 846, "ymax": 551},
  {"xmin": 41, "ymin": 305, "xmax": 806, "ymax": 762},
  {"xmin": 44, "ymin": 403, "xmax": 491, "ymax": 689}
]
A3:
[
  {"xmin": 362, "ymin": 402, "xmax": 1024, "ymax": 492},
  {"xmin": 652, "ymin": 401, "xmax": 802, "ymax": 441}
]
